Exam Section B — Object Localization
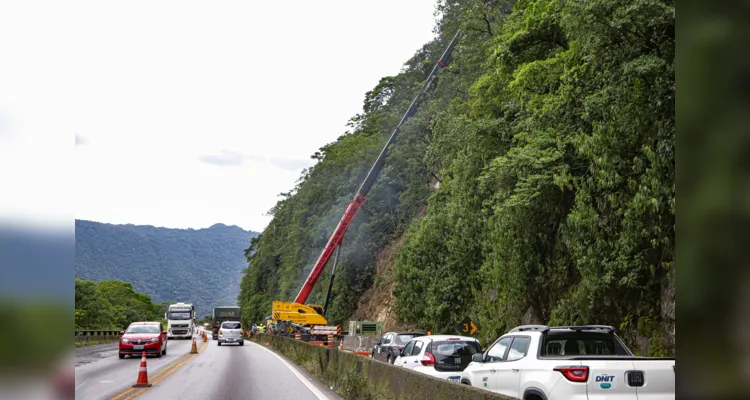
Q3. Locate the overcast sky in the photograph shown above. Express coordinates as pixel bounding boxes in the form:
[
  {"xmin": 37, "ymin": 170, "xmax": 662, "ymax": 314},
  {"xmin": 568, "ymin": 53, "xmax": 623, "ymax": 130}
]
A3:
[{"xmin": 0, "ymin": 0, "xmax": 439, "ymax": 232}]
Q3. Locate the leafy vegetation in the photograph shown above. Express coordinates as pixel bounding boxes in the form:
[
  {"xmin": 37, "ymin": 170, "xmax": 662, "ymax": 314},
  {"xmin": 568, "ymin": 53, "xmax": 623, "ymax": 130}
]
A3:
[
  {"xmin": 0, "ymin": 299, "xmax": 70, "ymax": 374},
  {"xmin": 239, "ymin": 0, "xmax": 674, "ymax": 355},
  {"xmin": 75, "ymin": 278, "xmax": 161, "ymax": 330},
  {"xmin": 76, "ymin": 220, "xmax": 258, "ymax": 317}
]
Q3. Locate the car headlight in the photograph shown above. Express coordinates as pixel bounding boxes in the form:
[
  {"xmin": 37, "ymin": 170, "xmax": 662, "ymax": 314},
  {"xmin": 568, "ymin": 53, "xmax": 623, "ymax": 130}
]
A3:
[
  {"xmin": 150, "ymin": 338, "xmax": 159, "ymax": 343},
  {"xmin": 121, "ymin": 338, "xmax": 129, "ymax": 343}
]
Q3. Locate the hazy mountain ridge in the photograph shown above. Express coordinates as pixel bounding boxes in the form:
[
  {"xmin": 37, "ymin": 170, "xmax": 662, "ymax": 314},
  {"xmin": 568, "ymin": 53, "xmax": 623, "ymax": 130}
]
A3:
[{"xmin": 75, "ymin": 219, "xmax": 258, "ymax": 317}]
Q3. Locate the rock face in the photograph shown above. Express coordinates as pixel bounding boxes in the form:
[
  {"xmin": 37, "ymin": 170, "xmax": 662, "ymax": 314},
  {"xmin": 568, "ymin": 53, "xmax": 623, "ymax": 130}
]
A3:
[
  {"xmin": 350, "ymin": 234, "xmax": 407, "ymax": 332},
  {"xmin": 661, "ymin": 267, "xmax": 676, "ymax": 352}
]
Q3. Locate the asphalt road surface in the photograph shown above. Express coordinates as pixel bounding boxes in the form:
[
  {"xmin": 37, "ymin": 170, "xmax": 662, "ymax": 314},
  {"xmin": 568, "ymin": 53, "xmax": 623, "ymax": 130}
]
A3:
[{"xmin": 74, "ymin": 330, "xmax": 341, "ymax": 400}]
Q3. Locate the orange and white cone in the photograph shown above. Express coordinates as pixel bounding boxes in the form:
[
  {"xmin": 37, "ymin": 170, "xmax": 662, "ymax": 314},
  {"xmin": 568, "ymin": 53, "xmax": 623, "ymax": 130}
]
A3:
[
  {"xmin": 190, "ymin": 337, "xmax": 198, "ymax": 354},
  {"xmin": 339, "ymin": 341, "xmax": 344, "ymax": 350},
  {"xmin": 132, "ymin": 351, "xmax": 152, "ymax": 387}
]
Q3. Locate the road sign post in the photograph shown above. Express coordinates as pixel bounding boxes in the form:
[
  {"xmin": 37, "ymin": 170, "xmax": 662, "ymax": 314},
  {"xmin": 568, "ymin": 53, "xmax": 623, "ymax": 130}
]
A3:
[{"xmin": 456, "ymin": 317, "xmax": 479, "ymax": 336}]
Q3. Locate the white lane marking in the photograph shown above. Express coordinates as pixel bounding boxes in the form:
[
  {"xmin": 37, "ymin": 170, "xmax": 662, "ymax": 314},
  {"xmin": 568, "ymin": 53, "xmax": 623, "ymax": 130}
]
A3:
[
  {"xmin": 74, "ymin": 380, "xmax": 88, "ymax": 390},
  {"xmin": 98, "ymin": 380, "xmax": 114, "ymax": 383},
  {"xmin": 249, "ymin": 340, "xmax": 331, "ymax": 400}
]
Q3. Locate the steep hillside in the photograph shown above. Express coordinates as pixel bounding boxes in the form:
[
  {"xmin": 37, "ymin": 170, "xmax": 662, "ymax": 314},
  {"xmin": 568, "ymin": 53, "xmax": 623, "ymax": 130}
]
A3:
[
  {"xmin": 75, "ymin": 220, "xmax": 258, "ymax": 317},
  {"xmin": 239, "ymin": 0, "xmax": 674, "ymax": 356}
]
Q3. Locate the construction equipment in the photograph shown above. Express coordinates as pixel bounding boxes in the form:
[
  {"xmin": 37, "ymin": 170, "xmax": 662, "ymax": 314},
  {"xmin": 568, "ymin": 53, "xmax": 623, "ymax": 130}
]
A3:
[
  {"xmin": 348, "ymin": 321, "xmax": 384, "ymax": 337},
  {"xmin": 269, "ymin": 30, "xmax": 462, "ymax": 342}
]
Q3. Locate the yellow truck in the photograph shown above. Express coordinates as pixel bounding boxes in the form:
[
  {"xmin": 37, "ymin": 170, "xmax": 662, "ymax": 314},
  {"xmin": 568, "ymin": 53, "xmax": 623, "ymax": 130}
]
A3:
[{"xmin": 268, "ymin": 301, "xmax": 341, "ymax": 342}]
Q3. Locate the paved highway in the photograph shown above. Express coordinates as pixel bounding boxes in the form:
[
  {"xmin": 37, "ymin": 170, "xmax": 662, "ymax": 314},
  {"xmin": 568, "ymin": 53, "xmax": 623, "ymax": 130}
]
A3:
[{"xmin": 74, "ymin": 329, "xmax": 341, "ymax": 400}]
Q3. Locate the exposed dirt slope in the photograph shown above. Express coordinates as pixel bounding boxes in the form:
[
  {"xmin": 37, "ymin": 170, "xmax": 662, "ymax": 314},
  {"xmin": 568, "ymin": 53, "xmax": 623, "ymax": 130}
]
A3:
[{"xmin": 350, "ymin": 206, "xmax": 429, "ymax": 332}]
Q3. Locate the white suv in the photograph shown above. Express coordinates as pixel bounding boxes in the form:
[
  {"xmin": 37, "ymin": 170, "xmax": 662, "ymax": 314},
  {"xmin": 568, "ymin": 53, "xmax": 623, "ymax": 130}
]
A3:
[
  {"xmin": 393, "ymin": 335, "xmax": 482, "ymax": 383},
  {"xmin": 217, "ymin": 321, "xmax": 244, "ymax": 346}
]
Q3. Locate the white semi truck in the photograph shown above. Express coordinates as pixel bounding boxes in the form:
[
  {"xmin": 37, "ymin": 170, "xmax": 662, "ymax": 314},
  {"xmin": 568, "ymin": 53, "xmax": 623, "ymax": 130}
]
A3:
[{"xmin": 165, "ymin": 303, "xmax": 195, "ymax": 339}]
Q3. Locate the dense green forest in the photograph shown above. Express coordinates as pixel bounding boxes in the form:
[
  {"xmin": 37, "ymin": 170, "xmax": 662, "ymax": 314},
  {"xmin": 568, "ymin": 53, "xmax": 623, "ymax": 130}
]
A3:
[
  {"xmin": 76, "ymin": 220, "xmax": 258, "ymax": 317},
  {"xmin": 75, "ymin": 278, "xmax": 163, "ymax": 330},
  {"xmin": 239, "ymin": 0, "xmax": 674, "ymax": 355}
]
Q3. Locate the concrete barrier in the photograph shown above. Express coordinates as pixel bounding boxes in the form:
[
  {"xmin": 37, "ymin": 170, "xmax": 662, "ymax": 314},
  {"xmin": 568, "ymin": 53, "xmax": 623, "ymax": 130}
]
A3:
[
  {"xmin": 250, "ymin": 334, "xmax": 512, "ymax": 400},
  {"xmin": 342, "ymin": 335, "xmax": 379, "ymax": 352}
]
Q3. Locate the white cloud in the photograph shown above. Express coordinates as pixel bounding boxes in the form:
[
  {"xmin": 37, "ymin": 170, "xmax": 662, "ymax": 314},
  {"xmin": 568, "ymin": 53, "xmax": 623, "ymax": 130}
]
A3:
[
  {"xmin": 75, "ymin": 133, "xmax": 88, "ymax": 146},
  {"xmin": 0, "ymin": 0, "xmax": 439, "ymax": 232},
  {"xmin": 268, "ymin": 157, "xmax": 316, "ymax": 172},
  {"xmin": 199, "ymin": 149, "xmax": 249, "ymax": 167}
]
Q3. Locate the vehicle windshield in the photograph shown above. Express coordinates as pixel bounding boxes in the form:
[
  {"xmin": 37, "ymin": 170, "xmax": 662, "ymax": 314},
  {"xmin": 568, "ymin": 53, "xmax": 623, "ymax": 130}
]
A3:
[
  {"xmin": 431, "ymin": 340, "xmax": 481, "ymax": 372},
  {"xmin": 126, "ymin": 325, "xmax": 160, "ymax": 334},
  {"xmin": 394, "ymin": 334, "xmax": 421, "ymax": 345},
  {"xmin": 222, "ymin": 322, "xmax": 241, "ymax": 329},
  {"xmin": 167, "ymin": 312, "xmax": 192, "ymax": 320},
  {"xmin": 540, "ymin": 332, "xmax": 631, "ymax": 356}
]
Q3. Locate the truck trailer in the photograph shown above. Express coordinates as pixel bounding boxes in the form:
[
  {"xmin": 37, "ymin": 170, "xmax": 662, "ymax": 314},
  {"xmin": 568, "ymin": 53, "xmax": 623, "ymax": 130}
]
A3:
[{"xmin": 212, "ymin": 306, "xmax": 241, "ymax": 340}]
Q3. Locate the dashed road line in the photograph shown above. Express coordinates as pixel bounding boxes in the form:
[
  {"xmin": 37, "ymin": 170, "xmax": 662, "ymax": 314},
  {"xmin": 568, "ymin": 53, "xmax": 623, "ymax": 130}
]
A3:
[{"xmin": 110, "ymin": 339, "xmax": 208, "ymax": 400}]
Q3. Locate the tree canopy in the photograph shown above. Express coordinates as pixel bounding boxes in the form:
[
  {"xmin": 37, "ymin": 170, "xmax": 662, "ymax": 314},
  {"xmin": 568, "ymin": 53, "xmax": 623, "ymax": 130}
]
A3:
[{"xmin": 75, "ymin": 278, "xmax": 162, "ymax": 330}]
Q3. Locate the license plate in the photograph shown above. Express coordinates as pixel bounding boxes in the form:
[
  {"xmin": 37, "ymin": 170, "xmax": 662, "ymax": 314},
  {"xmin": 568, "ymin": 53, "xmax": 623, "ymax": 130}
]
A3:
[
  {"xmin": 454, "ymin": 358, "xmax": 461, "ymax": 364},
  {"xmin": 448, "ymin": 376, "xmax": 460, "ymax": 382},
  {"xmin": 133, "ymin": 345, "xmax": 144, "ymax": 350}
]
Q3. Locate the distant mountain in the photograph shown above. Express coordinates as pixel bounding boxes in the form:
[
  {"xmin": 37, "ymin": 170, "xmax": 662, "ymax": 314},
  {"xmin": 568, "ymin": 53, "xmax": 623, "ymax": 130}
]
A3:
[
  {"xmin": 0, "ymin": 225, "xmax": 73, "ymax": 303},
  {"xmin": 75, "ymin": 220, "xmax": 258, "ymax": 317}
]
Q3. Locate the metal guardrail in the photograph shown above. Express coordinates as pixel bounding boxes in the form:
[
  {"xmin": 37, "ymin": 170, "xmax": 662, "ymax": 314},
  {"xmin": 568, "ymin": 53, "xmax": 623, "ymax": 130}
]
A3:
[{"xmin": 75, "ymin": 330, "xmax": 122, "ymax": 337}]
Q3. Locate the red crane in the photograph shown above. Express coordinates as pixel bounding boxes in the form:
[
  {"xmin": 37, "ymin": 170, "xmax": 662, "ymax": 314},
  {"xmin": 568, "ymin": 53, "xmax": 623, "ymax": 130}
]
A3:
[{"xmin": 294, "ymin": 30, "xmax": 462, "ymax": 314}]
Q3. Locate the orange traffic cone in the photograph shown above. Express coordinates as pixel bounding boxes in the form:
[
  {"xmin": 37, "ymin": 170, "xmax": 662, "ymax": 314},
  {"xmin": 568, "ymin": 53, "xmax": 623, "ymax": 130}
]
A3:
[
  {"xmin": 190, "ymin": 337, "xmax": 198, "ymax": 354},
  {"xmin": 339, "ymin": 341, "xmax": 344, "ymax": 351},
  {"xmin": 132, "ymin": 351, "xmax": 152, "ymax": 387}
]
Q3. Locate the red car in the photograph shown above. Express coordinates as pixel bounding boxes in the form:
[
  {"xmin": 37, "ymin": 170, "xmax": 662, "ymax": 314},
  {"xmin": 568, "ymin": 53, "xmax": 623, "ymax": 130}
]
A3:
[{"xmin": 119, "ymin": 321, "xmax": 168, "ymax": 359}]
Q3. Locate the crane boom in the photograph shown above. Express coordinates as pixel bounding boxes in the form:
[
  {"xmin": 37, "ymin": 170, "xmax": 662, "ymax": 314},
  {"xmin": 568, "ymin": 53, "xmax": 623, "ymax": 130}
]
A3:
[{"xmin": 293, "ymin": 30, "xmax": 462, "ymax": 306}]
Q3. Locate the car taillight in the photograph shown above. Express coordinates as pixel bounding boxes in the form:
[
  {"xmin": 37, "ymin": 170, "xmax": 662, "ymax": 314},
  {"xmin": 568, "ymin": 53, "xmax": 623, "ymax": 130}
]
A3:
[
  {"xmin": 421, "ymin": 352, "xmax": 436, "ymax": 366},
  {"xmin": 219, "ymin": 330, "xmax": 223, "ymax": 334},
  {"xmin": 553, "ymin": 366, "xmax": 589, "ymax": 382}
]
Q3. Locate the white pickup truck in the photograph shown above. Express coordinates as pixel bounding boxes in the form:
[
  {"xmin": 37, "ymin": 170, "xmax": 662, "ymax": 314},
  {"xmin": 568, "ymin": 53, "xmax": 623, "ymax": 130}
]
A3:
[{"xmin": 460, "ymin": 325, "xmax": 675, "ymax": 400}]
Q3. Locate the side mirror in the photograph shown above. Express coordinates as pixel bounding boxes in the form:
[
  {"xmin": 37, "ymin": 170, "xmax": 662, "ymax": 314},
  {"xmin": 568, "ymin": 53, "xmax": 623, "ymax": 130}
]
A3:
[
  {"xmin": 120, "ymin": 331, "xmax": 125, "ymax": 335},
  {"xmin": 472, "ymin": 353, "xmax": 484, "ymax": 363}
]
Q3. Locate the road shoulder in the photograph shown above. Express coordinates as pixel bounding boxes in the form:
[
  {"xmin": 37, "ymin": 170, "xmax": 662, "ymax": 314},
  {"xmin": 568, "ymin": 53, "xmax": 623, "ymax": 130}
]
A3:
[{"xmin": 247, "ymin": 339, "xmax": 343, "ymax": 400}]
